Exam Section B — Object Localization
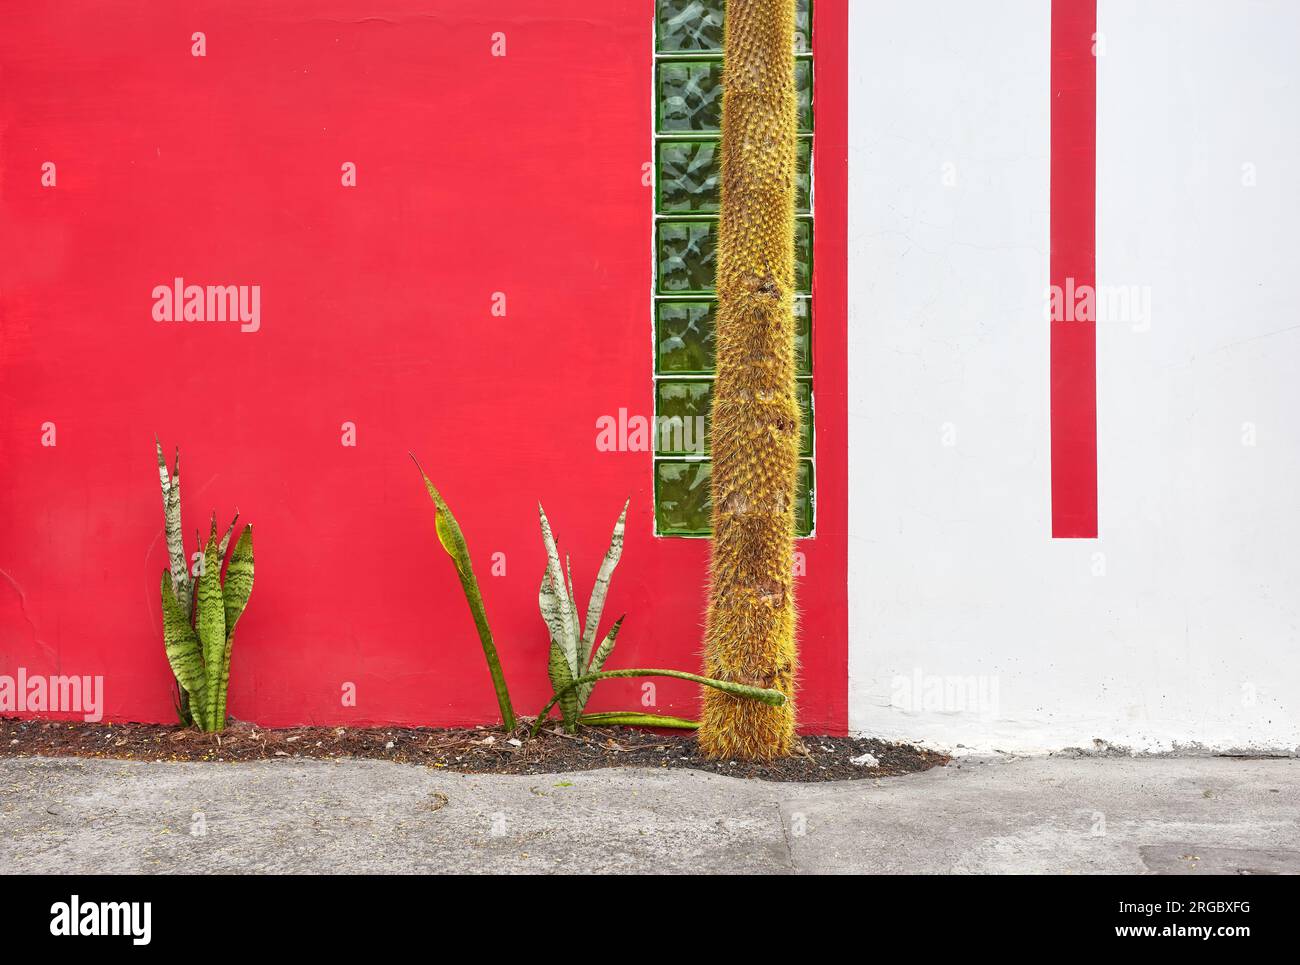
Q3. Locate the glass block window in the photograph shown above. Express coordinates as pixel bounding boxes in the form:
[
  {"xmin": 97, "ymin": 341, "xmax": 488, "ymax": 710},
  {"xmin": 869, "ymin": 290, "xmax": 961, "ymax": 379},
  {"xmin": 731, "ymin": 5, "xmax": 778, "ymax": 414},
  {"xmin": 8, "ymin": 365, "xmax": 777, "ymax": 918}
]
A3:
[{"xmin": 652, "ymin": 0, "xmax": 815, "ymax": 537}]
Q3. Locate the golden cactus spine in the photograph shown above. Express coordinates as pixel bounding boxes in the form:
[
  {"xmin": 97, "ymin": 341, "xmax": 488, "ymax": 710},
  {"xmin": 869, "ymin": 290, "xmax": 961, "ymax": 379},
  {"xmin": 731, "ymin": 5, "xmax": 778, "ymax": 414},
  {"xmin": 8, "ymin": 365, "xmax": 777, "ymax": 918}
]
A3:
[{"xmin": 698, "ymin": 0, "xmax": 801, "ymax": 760}]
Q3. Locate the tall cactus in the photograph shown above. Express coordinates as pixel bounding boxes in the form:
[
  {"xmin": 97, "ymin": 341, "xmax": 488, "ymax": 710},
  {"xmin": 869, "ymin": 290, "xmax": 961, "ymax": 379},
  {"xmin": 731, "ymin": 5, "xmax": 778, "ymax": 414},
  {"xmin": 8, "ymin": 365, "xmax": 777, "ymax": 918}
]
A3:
[{"xmin": 698, "ymin": 0, "xmax": 801, "ymax": 759}]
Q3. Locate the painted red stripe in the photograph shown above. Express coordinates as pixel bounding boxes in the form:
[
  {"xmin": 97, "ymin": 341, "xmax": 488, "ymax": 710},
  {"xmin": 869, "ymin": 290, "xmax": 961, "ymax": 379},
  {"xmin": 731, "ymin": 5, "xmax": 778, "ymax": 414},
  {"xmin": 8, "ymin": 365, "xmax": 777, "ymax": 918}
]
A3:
[
  {"xmin": 812, "ymin": 0, "xmax": 849, "ymax": 734},
  {"xmin": 1050, "ymin": 0, "xmax": 1098, "ymax": 538}
]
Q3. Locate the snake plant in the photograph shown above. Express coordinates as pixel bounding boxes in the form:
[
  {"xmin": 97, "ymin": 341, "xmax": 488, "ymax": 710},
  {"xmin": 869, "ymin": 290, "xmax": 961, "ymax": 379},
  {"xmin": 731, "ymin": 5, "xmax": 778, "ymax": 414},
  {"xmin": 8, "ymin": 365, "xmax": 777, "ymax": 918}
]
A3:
[
  {"xmin": 408, "ymin": 460, "xmax": 783, "ymax": 737},
  {"xmin": 156, "ymin": 441, "xmax": 254, "ymax": 732},
  {"xmin": 537, "ymin": 500, "xmax": 629, "ymax": 733},
  {"xmin": 534, "ymin": 502, "xmax": 786, "ymax": 735},
  {"xmin": 413, "ymin": 455, "xmax": 516, "ymax": 730}
]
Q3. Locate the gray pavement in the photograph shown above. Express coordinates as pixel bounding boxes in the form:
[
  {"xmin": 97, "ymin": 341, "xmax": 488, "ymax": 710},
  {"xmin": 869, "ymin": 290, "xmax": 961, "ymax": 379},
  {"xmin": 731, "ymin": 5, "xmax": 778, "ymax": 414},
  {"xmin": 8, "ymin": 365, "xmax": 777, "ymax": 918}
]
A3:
[{"xmin": 1, "ymin": 755, "xmax": 1296, "ymax": 874}]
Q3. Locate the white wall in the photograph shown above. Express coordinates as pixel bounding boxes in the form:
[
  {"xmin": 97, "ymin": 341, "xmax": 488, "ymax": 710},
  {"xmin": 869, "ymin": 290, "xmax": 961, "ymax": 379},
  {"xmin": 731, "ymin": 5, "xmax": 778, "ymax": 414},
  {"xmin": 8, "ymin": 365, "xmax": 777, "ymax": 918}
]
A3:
[{"xmin": 847, "ymin": 0, "xmax": 1300, "ymax": 753}]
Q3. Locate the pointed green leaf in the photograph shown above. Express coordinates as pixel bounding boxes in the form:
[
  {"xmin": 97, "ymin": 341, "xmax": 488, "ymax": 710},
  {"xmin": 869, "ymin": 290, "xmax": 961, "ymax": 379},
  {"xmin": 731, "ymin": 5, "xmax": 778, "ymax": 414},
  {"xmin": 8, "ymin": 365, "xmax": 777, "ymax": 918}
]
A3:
[
  {"xmin": 531, "ymin": 668, "xmax": 786, "ymax": 738},
  {"xmin": 157, "ymin": 441, "xmax": 191, "ymax": 619},
  {"xmin": 195, "ymin": 536, "xmax": 227, "ymax": 727},
  {"xmin": 581, "ymin": 500, "xmax": 627, "ymax": 667},
  {"xmin": 539, "ymin": 570, "xmax": 577, "ymax": 677},
  {"xmin": 418, "ymin": 472, "xmax": 473, "ymax": 583},
  {"xmin": 218, "ymin": 511, "xmax": 240, "ymax": 559},
  {"xmin": 160, "ymin": 572, "xmax": 207, "ymax": 730},
  {"xmin": 212, "ymin": 524, "xmax": 253, "ymax": 730},
  {"xmin": 222, "ymin": 524, "xmax": 254, "ymax": 640},
  {"xmin": 412, "ymin": 456, "xmax": 516, "ymax": 730},
  {"xmin": 564, "ymin": 556, "xmax": 579, "ymax": 660},
  {"xmin": 537, "ymin": 504, "xmax": 577, "ymax": 671},
  {"xmin": 155, "ymin": 438, "xmax": 169, "ymax": 506}
]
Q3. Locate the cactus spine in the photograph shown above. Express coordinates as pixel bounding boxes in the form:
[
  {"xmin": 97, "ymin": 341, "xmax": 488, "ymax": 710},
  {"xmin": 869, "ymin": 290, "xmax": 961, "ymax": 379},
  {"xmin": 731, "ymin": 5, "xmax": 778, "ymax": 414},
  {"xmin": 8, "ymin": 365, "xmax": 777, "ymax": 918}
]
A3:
[{"xmin": 698, "ymin": 0, "xmax": 801, "ymax": 759}]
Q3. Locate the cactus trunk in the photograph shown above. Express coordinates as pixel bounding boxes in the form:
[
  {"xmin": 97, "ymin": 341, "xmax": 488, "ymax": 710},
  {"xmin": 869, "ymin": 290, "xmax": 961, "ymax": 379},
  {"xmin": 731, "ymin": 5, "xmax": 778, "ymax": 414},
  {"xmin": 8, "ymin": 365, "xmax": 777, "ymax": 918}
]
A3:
[{"xmin": 697, "ymin": 0, "xmax": 801, "ymax": 760}]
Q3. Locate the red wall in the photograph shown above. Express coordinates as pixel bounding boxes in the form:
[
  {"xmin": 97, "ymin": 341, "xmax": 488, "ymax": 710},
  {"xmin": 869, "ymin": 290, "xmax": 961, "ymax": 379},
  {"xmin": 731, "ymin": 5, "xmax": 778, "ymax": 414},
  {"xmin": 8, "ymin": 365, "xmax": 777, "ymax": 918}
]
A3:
[{"xmin": 0, "ymin": 1, "xmax": 847, "ymax": 732}]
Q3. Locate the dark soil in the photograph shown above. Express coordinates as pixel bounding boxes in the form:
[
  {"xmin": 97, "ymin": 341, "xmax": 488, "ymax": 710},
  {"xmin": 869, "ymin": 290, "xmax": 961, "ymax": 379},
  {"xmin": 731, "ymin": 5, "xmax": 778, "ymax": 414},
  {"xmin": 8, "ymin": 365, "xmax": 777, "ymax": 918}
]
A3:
[{"xmin": 0, "ymin": 716, "xmax": 948, "ymax": 783}]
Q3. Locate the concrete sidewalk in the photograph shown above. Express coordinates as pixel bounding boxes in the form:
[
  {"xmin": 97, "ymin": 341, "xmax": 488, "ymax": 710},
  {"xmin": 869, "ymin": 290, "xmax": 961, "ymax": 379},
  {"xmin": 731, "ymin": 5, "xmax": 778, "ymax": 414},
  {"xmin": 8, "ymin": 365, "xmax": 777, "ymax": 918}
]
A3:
[{"xmin": 1, "ymin": 755, "xmax": 1296, "ymax": 874}]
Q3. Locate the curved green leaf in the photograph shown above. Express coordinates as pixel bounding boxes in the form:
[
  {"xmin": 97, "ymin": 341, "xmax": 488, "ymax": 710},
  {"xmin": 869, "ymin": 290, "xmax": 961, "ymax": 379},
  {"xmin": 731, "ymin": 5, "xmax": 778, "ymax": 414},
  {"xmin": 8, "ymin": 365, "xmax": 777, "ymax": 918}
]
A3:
[
  {"xmin": 564, "ymin": 554, "xmax": 580, "ymax": 652},
  {"xmin": 538, "ymin": 569, "xmax": 575, "ymax": 676},
  {"xmin": 537, "ymin": 504, "xmax": 576, "ymax": 671},
  {"xmin": 214, "ymin": 524, "xmax": 253, "ymax": 729},
  {"xmin": 218, "ymin": 511, "xmax": 240, "ymax": 560},
  {"xmin": 195, "ymin": 536, "xmax": 227, "ymax": 729},
  {"xmin": 581, "ymin": 500, "xmax": 627, "ymax": 667},
  {"xmin": 531, "ymin": 668, "xmax": 785, "ymax": 737},
  {"xmin": 160, "ymin": 572, "xmax": 207, "ymax": 730},
  {"xmin": 156, "ymin": 440, "xmax": 191, "ymax": 619},
  {"xmin": 222, "ymin": 524, "xmax": 254, "ymax": 639},
  {"xmin": 578, "ymin": 712, "xmax": 699, "ymax": 730}
]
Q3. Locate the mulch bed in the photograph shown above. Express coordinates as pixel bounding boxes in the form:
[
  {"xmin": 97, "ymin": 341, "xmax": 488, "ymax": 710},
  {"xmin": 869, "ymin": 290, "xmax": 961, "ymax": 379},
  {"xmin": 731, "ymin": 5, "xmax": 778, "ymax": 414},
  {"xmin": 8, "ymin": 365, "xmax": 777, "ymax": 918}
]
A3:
[{"xmin": 0, "ymin": 716, "xmax": 948, "ymax": 783}]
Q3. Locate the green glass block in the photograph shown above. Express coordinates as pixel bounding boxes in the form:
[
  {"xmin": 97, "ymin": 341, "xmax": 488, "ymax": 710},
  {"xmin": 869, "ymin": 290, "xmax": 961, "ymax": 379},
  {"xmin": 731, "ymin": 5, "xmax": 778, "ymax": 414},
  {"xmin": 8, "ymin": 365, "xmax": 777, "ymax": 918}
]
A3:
[
  {"xmin": 794, "ymin": 217, "xmax": 812, "ymax": 292},
  {"xmin": 655, "ymin": 459, "xmax": 815, "ymax": 537},
  {"xmin": 795, "ymin": 459, "xmax": 814, "ymax": 536},
  {"xmin": 654, "ymin": 379, "xmax": 812, "ymax": 457},
  {"xmin": 656, "ymin": 0, "xmax": 724, "ymax": 53},
  {"xmin": 795, "ymin": 0, "xmax": 813, "ymax": 54},
  {"xmin": 655, "ymin": 380, "xmax": 713, "ymax": 455},
  {"xmin": 796, "ymin": 380, "xmax": 813, "ymax": 456},
  {"xmin": 655, "ymin": 298, "xmax": 810, "ymax": 375},
  {"xmin": 798, "ymin": 138, "xmax": 812, "ymax": 212},
  {"xmin": 656, "ymin": 220, "xmax": 810, "ymax": 294},
  {"xmin": 655, "ymin": 460, "xmax": 712, "ymax": 536},
  {"xmin": 656, "ymin": 300, "xmax": 716, "ymax": 374},
  {"xmin": 657, "ymin": 60, "xmax": 724, "ymax": 133},
  {"xmin": 794, "ymin": 296, "xmax": 812, "ymax": 374},
  {"xmin": 657, "ymin": 140, "xmax": 720, "ymax": 214},
  {"xmin": 799, "ymin": 57, "xmax": 815, "ymax": 132},
  {"xmin": 655, "ymin": 0, "xmax": 813, "ymax": 54},
  {"xmin": 657, "ymin": 138, "xmax": 813, "ymax": 215},
  {"xmin": 656, "ymin": 220, "xmax": 717, "ymax": 294},
  {"xmin": 657, "ymin": 58, "xmax": 813, "ymax": 133}
]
